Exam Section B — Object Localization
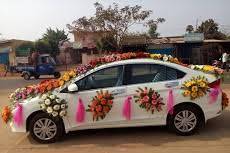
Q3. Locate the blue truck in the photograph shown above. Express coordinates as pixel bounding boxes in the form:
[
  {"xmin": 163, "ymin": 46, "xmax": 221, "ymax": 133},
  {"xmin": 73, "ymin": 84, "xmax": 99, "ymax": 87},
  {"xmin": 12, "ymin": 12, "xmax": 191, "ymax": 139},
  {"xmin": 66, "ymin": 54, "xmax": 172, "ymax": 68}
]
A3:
[{"xmin": 15, "ymin": 54, "xmax": 61, "ymax": 80}]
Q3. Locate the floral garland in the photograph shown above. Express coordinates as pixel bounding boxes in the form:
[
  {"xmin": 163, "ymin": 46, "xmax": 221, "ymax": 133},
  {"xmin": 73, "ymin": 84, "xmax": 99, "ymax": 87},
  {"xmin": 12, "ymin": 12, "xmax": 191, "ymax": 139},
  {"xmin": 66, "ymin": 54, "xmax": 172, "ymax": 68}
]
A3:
[
  {"xmin": 86, "ymin": 90, "xmax": 114, "ymax": 121},
  {"xmin": 222, "ymin": 91, "xmax": 229, "ymax": 110},
  {"xmin": 182, "ymin": 76, "xmax": 209, "ymax": 100},
  {"xmin": 2, "ymin": 52, "xmax": 226, "ymax": 124},
  {"xmin": 189, "ymin": 65, "xmax": 224, "ymax": 77},
  {"xmin": 39, "ymin": 93, "xmax": 68, "ymax": 118},
  {"xmin": 1, "ymin": 106, "xmax": 12, "ymax": 123},
  {"xmin": 134, "ymin": 87, "xmax": 164, "ymax": 113}
]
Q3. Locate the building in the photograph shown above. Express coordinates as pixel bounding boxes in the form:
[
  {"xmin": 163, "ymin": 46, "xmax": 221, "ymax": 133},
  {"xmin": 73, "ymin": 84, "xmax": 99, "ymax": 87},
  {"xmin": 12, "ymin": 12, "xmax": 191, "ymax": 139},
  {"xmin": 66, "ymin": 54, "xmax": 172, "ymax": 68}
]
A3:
[{"xmin": 0, "ymin": 39, "xmax": 31, "ymax": 66}]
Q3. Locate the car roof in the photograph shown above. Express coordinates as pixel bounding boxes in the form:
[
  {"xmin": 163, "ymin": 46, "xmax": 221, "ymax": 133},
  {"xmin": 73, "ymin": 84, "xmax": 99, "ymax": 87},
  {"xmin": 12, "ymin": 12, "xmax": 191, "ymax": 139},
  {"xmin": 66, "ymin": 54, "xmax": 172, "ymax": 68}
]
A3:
[{"xmin": 92, "ymin": 58, "xmax": 192, "ymax": 73}]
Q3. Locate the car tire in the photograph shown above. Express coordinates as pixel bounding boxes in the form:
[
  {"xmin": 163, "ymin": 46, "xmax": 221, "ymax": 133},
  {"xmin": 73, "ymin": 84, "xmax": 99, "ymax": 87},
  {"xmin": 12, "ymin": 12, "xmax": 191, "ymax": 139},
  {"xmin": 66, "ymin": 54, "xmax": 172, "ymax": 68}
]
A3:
[
  {"xmin": 29, "ymin": 113, "xmax": 64, "ymax": 143},
  {"xmin": 34, "ymin": 75, "xmax": 40, "ymax": 79},
  {"xmin": 54, "ymin": 72, "xmax": 61, "ymax": 79},
  {"xmin": 167, "ymin": 105, "xmax": 204, "ymax": 136},
  {"xmin": 23, "ymin": 73, "xmax": 30, "ymax": 80}
]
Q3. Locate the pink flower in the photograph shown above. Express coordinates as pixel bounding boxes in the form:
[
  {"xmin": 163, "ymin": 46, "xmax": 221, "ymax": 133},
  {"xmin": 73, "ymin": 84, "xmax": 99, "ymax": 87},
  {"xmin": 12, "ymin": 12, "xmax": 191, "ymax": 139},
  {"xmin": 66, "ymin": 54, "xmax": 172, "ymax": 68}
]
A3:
[
  {"xmin": 152, "ymin": 100, "xmax": 157, "ymax": 105},
  {"xmin": 143, "ymin": 96, "xmax": 149, "ymax": 102}
]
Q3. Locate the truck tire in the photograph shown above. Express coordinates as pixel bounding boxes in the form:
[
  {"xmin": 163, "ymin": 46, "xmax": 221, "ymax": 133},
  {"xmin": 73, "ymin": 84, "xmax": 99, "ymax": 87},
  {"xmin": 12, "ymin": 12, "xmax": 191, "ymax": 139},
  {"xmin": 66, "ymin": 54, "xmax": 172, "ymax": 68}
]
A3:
[
  {"xmin": 34, "ymin": 75, "xmax": 40, "ymax": 79},
  {"xmin": 23, "ymin": 73, "xmax": 31, "ymax": 80},
  {"xmin": 54, "ymin": 72, "xmax": 61, "ymax": 79}
]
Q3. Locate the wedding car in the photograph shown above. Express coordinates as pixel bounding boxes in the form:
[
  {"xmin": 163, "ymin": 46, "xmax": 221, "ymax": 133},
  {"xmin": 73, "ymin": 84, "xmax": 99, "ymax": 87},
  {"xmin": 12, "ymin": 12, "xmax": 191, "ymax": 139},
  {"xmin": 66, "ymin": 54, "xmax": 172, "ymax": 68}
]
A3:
[{"xmin": 10, "ymin": 58, "xmax": 223, "ymax": 143}]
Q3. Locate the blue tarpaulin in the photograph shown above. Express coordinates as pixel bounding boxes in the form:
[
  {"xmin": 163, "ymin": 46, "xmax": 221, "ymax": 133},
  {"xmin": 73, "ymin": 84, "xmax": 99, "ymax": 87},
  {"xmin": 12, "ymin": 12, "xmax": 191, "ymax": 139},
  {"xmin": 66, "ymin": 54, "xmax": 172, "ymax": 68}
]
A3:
[{"xmin": 148, "ymin": 48, "xmax": 175, "ymax": 55}]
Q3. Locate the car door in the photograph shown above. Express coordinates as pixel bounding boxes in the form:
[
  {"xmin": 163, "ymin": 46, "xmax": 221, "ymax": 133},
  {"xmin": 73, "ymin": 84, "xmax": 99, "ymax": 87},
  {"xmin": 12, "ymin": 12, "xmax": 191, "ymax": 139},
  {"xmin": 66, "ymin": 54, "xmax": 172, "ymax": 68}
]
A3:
[
  {"xmin": 65, "ymin": 65, "xmax": 127, "ymax": 130},
  {"xmin": 124, "ymin": 63, "xmax": 185, "ymax": 126}
]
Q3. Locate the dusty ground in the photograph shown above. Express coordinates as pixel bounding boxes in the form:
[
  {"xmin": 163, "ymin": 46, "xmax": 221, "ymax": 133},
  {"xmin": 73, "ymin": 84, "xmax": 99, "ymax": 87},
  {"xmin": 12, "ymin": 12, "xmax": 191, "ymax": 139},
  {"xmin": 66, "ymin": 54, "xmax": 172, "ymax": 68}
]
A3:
[{"xmin": 0, "ymin": 78, "xmax": 230, "ymax": 153}]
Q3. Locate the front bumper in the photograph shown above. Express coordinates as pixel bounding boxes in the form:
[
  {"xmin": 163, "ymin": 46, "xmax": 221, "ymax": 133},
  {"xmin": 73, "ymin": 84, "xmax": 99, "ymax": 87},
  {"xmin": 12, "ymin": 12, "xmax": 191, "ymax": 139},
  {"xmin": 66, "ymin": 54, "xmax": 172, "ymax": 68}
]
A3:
[{"xmin": 9, "ymin": 121, "xmax": 26, "ymax": 133}]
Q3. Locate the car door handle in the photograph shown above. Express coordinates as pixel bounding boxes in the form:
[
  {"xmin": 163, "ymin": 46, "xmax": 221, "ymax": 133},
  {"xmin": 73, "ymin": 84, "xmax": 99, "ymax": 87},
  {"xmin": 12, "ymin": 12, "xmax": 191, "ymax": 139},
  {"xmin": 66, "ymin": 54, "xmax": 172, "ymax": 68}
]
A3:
[
  {"xmin": 111, "ymin": 88, "xmax": 126, "ymax": 96},
  {"xmin": 165, "ymin": 81, "xmax": 179, "ymax": 88}
]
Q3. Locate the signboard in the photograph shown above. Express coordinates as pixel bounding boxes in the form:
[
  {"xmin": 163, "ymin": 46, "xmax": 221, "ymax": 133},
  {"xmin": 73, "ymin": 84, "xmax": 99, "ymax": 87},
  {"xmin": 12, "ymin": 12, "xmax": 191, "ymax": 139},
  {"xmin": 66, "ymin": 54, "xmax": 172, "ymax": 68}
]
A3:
[
  {"xmin": 16, "ymin": 57, "xmax": 29, "ymax": 64},
  {"xmin": 184, "ymin": 33, "xmax": 204, "ymax": 42}
]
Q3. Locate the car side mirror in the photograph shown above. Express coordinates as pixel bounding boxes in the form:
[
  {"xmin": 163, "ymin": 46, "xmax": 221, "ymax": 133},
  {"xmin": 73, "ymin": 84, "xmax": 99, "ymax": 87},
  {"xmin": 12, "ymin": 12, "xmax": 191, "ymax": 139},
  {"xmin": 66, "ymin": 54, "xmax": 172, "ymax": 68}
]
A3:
[{"xmin": 67, "ymin": 83, "xmax": 78, "ymax": 92}]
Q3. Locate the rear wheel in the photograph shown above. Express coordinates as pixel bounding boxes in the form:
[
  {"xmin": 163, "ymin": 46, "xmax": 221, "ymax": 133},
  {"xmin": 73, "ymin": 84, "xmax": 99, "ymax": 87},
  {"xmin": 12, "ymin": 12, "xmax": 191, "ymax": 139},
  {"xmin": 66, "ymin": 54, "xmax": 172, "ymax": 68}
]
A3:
[
  {"xmin": 167, "ymin": 105, "xmax": 204, "ymax": 136},
  {"xmin": 23, "ymin": 73, "xmax": 30, "ymax": 80},
  {"xmin": 29, "ymin": 113, "xmax": 64, "ymax": 143}
]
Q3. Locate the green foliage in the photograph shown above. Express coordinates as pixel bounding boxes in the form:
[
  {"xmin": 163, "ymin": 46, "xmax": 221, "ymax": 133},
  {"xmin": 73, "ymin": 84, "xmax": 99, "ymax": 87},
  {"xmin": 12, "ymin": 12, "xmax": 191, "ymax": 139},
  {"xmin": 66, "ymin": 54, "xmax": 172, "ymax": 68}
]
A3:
[
  {"xmin": 148, "ymin": 25, "xmax": 159, "ymax": 38},
  {"xmin": 196, "ymin": 19, "xmax": 226, "ymax": 40},
  {"xmin": 34, "ymin": 39, "xmax": 52, "ymax": 54},
  {"xmin": 16, "ymin": 41, "xmax": 35, "ymax": 51},
  {"xmin": 41, "ymin": 28, "xmax": 69, "ymax": 57},
  {"xmin": 186, "ymin": 25, "xmax": 194, "ymax": 33}
]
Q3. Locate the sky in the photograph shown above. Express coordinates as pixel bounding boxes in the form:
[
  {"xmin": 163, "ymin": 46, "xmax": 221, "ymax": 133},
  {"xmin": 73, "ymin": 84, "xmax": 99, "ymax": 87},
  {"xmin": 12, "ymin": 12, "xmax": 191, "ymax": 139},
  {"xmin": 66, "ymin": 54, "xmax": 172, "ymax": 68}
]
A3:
[{"xmin": 0, "ymin": 0, "xmax": 230, "ymax": 41}]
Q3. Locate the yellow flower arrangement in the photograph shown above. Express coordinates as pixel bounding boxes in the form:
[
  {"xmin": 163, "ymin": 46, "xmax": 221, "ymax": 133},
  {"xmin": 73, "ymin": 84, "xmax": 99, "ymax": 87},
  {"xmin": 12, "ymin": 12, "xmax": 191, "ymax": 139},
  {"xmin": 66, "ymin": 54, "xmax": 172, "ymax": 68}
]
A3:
[
  {"xmin": 58, "ymin": 70, "xmax": 77, "ymax": 87},
  {"xmin": 182, "ymin": 76, "xmax": 209, "ymax": 100},
  {"xmin": 150, "ymin": 54, "xmax": 163, "ymax": 59}
]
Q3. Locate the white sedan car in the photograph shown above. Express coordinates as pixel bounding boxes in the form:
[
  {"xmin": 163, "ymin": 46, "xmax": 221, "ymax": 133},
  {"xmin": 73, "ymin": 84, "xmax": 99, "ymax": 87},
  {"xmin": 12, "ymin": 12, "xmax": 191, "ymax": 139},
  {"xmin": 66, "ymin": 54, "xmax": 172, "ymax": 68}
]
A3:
[{"xmin": 10, "ymin": 59, "xmax": 222, "ymax": 143}]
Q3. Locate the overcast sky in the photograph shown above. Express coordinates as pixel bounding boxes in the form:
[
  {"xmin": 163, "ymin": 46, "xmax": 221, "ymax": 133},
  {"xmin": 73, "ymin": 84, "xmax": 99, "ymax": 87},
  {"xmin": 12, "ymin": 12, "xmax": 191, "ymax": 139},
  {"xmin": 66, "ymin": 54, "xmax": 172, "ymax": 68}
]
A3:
[{"xmin": 0, "ymin": 0, "xmax": 230, "ymax": 41}]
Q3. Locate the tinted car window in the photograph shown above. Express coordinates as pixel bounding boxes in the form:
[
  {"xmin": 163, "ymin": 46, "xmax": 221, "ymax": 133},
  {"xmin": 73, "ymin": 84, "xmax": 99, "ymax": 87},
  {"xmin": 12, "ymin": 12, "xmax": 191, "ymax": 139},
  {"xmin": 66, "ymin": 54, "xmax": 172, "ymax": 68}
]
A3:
[
  {"xmin": 124, "ymin": 64, "xmax": 167, "ymax": 85},
  {"xmin": 166, "ymin": 66, "xmax": 186, "ymax": 80},
  {"xmin": 76, "ymin": 66, "xmax": 123, "ymax": 91},
  {"xmin": 124, "ymin": 64, "xmax": 186, "ymax": 85}
]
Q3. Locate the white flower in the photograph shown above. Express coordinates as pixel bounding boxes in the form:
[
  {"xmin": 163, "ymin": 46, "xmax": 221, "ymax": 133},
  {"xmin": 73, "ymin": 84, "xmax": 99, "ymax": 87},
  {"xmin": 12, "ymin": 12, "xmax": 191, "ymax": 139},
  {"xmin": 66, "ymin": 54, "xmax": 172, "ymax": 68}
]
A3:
[
  {"xmin": 61, "ymin": 104, "xmax": 66, "ymax": 109},
  {"xmin": 52, "ymin": 111, "xmax": 58, "ymax": 117},
  {"xmin": 47, "ymin": 107, "xmax": 53, "ymax": 114},
  {"xmin": 41, "ymin": 104, "xmax": 46, "ymax": 109},
  {"xmin": 190, "ymin": 65, "xmax": 195, "ymax": 69},
  {"xmin": 15, "ymin": 88, "xmax": 20, "ymax": 93},
  {"xmin": 56, "ymin": 98, "xmax": 61, "ymax": 104},
  {"xmin": 163, "ymin": 56, "xmax": 169, "ymax": 61},
  {"xmin": 49, "ymin": 95, "xmax": 55, "ymax": 100},
  {"xmin": 44, "ymin": 99, "xmax": 51, "ymax": 105},
  {"xmin": 41, "ymin": 94, "xmax": 48, "ymax": 100},
  {"xmin": 53, "ymin": 105, "xmax": 60, "ymax": 111},
  {"xmin": 59, "ymin": 110, "xmax": 66, "ymax": 117}
]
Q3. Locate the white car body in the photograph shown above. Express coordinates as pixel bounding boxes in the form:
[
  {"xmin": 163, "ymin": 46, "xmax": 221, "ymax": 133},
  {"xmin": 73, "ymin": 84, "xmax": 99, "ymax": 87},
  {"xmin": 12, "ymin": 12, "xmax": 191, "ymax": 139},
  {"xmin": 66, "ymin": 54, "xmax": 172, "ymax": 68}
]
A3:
[{"xmin": 10, "ymin": 59, "xmax": 222, "ymax": 134}]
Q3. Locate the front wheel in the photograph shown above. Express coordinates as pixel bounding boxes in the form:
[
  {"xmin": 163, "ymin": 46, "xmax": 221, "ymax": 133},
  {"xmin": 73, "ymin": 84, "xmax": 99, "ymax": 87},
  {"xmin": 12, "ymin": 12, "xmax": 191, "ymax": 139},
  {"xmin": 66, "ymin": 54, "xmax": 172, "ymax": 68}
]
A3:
[
  {"xmin": 29, "ymin": 113, "xmax": 64, "ymax": 143},
  {"xmin": 167, "ymin": 106, "xmax": 204, "ymax": 136},
  {"xmin": 54, "ymin": 72, "xmax": 61, "ymax": 79}
]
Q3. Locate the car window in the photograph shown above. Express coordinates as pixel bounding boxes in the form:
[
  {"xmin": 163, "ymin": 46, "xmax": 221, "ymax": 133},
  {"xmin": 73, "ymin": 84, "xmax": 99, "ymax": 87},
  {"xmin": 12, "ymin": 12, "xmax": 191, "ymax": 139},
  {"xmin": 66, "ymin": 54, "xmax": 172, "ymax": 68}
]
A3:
[
  {"xmin": 124, "ymin": 64, "xmax": 186, "ymax": 85},
  {"xmin": 76, "ymin": 66, "xmax": 123, "ymax": 91},
  {"xmin": 124, "ymin": 64, "xmax": 167, "ymax": 85},
  {"xmin": 166, "ymin": 66, "xmax": 186, "ymax": 80}
]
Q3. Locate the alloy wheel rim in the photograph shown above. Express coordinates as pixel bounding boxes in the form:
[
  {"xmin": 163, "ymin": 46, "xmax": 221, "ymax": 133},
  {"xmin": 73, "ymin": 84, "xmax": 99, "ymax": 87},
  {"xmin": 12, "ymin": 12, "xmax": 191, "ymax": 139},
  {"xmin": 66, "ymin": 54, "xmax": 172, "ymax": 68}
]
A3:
[
  {"xmin": 33, "ymin": 118, "xmax": 57, "ymax": 141},
  {"xmin": 174, "ymin": 110, "xmax": 197, "ymax": 133}
]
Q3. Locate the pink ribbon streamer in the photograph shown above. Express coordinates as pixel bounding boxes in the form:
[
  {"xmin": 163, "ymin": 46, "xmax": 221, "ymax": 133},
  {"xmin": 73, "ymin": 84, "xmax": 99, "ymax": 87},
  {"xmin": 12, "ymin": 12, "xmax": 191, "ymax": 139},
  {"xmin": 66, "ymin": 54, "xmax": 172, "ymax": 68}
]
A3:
[
  {"xmin": 167, "ymin": 89, "xmax": 174, "ymax": 115},
  {"xmin": 76, "ymin": 98, "xmax": 85, "ymax": 123},
  {"xmin": 122, "ymin": 96, "xmax": 132, "ymax": 120},
  {"xmin": 13, "ymin": 103, "xmax": 23, "ymax": 127},
  {"xmin": 209, "ymin": 87, "xmax": 220, "ymax": 104}
]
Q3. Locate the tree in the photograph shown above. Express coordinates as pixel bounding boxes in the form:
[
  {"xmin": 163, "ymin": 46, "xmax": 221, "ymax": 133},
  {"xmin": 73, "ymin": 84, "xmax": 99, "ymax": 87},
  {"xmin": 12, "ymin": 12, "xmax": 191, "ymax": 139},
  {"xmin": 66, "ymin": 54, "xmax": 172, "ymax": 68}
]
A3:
[
  {"xmin": 34, "ymin": 39, "xmax": 51, "ymax": 54},
  {"xmin": 186, "ymin": 25, "xmax": 194, "ymax": 33},
  {"xmin": 67, "ymin": 2, "xmax": 165, "ymax": 50},
  {"xmin": 95, "ymin": 35, "xmax": 117, "ymax": 51},
  {"xmin": 196, "ymin": 19, "xmax": 226, "ymax": 39},
  {"xmin": 41, "ymin": 28, "xmax": 69, "ymax": 58}
]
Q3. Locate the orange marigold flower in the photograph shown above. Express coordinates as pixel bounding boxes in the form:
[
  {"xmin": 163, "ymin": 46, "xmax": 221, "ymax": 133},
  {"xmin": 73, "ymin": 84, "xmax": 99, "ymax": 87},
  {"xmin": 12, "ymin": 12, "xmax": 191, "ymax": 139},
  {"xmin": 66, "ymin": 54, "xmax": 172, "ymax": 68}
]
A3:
[{"xmin": 1, "ymin": 106, "xmax": 11, "ymax": 123}]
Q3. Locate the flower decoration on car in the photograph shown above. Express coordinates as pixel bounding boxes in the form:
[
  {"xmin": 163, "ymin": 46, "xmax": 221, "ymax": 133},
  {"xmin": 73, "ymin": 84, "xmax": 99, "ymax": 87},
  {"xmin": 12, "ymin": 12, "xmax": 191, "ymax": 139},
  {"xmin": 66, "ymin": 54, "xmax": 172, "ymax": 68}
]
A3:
[
  {"xmin": 86, "ymin": 90, "xmax": 114, "ymax": 121},
  {"xmin": 134, "ymin": 87, "xmax": 164, "ymax": 114},
  {"xmin": 222, "ymin": 91, "xmax": 229, "ymax": 110},
  {"xmin": 39, "ymin": 93, "xmax": 68, "ymax": 118},
  {"xmin": 1, "ymin": 106, "xmax": 12, "ymax": 124},
  {"xmin": 189, "ymin": 65, "xmax": 224, "ymax": 77},
  {"xmin": 182, "ymin": 76, "xmax": 209, "ymax": 100},
  {"xmin": 6, "ymin": 52, "xmax": 223, "ymax": 107}
]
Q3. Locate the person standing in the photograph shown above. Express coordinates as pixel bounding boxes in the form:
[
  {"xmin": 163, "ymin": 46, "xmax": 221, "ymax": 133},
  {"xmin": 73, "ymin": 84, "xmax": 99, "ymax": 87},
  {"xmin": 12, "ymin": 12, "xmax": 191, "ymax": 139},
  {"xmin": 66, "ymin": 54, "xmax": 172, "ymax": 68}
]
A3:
[{"xmin": 222, "ymin": 52, "xmax": 229, "ymax": 70}]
